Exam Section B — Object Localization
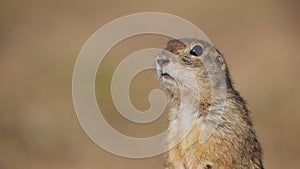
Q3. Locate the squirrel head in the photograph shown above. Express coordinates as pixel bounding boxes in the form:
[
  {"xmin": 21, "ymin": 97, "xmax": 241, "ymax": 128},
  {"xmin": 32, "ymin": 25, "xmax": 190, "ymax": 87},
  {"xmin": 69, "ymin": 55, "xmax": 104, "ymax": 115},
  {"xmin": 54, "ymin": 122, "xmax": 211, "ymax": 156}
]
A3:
[{"xmin": 156, "ymin": 39, "xmax": 229, "ymax": 102}]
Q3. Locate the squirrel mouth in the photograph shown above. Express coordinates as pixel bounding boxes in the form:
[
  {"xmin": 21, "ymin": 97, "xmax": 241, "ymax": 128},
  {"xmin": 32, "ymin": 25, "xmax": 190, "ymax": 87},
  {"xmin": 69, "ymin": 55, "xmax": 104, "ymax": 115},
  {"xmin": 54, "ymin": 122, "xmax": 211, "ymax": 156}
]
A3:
[{"xmin": 161, "ymin": 70, "xmax": 174, "ymax": 80}]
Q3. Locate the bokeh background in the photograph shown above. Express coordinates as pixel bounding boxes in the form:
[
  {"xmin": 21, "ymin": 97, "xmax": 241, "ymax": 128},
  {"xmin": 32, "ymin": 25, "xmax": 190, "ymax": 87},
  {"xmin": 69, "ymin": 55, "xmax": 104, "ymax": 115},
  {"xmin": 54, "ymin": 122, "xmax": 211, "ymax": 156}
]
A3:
[{"xmin": 1, "ymin": 0, "xmax": 300, "ymax": 168}]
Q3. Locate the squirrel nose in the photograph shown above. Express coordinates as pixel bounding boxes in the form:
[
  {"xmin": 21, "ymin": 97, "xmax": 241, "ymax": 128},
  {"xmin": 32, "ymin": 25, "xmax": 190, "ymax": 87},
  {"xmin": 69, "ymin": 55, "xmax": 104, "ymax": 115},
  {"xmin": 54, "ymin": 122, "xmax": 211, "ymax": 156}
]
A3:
[{"xmin": 157, "ymin": 55, "xmax": 170, "ymax": 67}]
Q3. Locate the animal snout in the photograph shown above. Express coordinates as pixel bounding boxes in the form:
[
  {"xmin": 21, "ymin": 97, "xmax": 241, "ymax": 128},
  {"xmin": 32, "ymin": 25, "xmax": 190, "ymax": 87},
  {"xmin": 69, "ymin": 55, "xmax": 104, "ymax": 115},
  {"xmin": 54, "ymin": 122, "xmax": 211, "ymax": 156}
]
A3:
[{"xmin": 156, "ymin": 54, "xmax": 170, "ymax": 67}]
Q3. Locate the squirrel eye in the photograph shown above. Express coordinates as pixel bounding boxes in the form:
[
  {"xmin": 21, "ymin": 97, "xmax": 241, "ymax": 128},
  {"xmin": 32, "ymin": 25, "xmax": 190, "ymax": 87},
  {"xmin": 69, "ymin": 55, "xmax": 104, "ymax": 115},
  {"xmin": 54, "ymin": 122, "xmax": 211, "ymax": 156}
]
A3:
[{"xmin": 190, "ymin": 45, "xmax": 203, "ymax": 56}]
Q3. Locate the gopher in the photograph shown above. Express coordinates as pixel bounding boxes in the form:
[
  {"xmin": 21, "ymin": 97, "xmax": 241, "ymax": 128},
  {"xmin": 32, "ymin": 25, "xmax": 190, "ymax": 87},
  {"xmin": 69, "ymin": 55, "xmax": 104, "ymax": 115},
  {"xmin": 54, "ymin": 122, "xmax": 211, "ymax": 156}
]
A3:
[{"xmin": 156, "ymin": 39, "xmax": 264, "ymax": 169}]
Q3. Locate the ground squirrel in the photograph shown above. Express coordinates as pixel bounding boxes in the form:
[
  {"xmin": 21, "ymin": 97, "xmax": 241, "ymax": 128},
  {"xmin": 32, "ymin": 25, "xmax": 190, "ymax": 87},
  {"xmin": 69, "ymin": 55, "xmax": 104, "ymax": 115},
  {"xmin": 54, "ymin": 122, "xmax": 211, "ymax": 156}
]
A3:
[{"xmin": 156, "ymin": 39, "xmax": 264, "ymax": 169}]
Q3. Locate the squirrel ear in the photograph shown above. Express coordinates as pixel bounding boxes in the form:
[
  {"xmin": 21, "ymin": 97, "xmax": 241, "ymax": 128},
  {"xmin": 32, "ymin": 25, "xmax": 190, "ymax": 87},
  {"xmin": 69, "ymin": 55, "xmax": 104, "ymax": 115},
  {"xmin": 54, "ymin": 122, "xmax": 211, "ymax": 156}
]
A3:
[
  {"xmin": 216, "ymin": 55, "xmax": 223, "ymax": 64},
  {"xmin": 215, "ymin": 48, "xmax": 226, "ymax": 71}
]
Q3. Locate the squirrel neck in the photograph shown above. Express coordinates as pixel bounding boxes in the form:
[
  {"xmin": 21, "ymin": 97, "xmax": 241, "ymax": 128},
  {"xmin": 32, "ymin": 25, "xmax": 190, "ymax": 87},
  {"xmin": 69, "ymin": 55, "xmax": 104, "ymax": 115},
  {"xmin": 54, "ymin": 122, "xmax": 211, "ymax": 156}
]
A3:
[{"xmin": 167, "ymin": 76, "xmax": 248, "ymax": 126}]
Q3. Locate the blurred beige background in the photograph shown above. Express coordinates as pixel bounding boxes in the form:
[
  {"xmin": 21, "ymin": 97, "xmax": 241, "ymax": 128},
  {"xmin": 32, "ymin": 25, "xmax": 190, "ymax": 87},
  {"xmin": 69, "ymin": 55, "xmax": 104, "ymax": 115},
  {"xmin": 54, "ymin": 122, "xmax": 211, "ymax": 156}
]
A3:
[{"xmin": 1, "ymin": 0, "xmax": 300, "ymax": 168}]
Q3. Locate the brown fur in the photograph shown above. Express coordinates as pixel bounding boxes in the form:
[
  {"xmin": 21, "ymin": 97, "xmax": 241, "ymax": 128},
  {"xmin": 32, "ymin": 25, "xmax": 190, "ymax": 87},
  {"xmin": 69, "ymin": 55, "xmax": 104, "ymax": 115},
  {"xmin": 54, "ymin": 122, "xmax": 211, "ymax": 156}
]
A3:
[{"xmin": 156, "ymin": 39, "xmax": 264, "ymax": 169}]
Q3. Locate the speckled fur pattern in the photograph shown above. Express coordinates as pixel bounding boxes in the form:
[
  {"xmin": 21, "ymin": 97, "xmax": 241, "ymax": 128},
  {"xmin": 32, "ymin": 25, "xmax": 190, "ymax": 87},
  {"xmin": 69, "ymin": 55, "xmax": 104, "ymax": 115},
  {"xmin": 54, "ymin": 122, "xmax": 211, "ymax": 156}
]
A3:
[{"xmin": 156, "ymin": 39, "xmax": 264, "ymax": 169}]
